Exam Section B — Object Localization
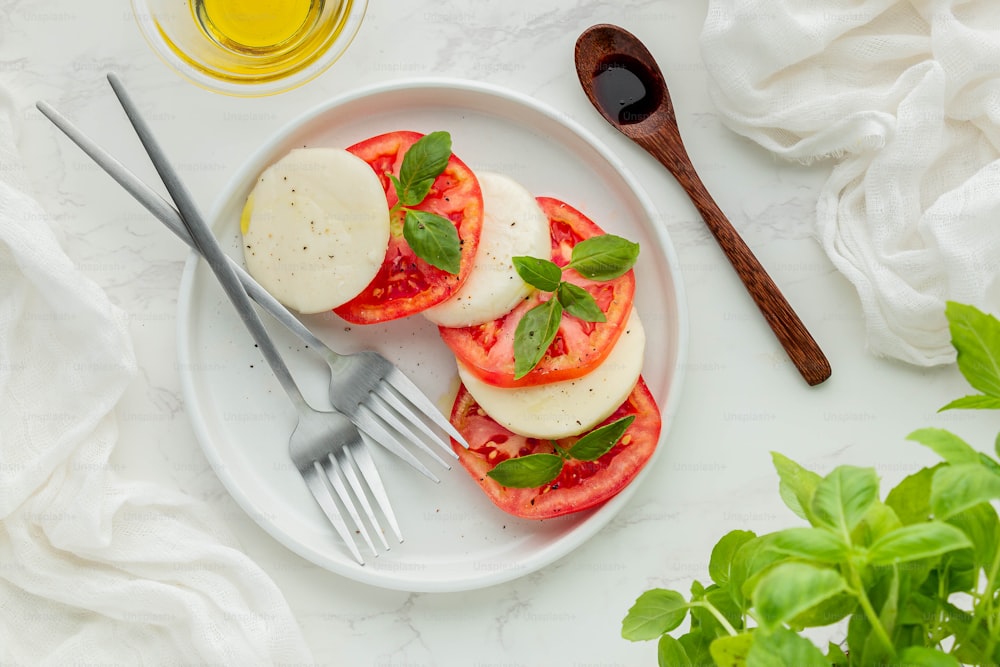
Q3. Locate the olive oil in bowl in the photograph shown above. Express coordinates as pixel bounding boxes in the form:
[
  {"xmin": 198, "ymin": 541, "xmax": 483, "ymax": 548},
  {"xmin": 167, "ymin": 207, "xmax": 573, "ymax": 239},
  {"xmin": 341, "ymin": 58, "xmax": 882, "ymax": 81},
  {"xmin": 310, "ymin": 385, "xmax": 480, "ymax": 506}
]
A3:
[
  {"xmin": 193, "ymin": 0, "xmax": 323, "ymax": 53},
  {"xmin": 131, "ymin": 0, "xmax": 365, "ymax": 95}
]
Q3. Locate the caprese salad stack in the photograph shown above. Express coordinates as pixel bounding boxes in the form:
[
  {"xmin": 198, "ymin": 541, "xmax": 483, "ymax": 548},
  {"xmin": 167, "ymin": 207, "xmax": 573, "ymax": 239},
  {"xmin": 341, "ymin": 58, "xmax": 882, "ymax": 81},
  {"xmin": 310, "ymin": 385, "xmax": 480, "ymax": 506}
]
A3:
[{"xmin": 241, "ymin": 130, "xmax": 662, "ymax": 520}]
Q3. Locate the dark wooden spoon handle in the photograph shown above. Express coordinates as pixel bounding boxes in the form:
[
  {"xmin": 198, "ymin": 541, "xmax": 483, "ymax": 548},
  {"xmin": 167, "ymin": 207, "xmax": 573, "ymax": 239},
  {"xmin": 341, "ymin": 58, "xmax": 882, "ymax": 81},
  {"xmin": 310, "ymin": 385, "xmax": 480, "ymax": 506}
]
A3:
[{"xmin": 637, "ymin": 130, "xmax": 832, "ymax": 386}]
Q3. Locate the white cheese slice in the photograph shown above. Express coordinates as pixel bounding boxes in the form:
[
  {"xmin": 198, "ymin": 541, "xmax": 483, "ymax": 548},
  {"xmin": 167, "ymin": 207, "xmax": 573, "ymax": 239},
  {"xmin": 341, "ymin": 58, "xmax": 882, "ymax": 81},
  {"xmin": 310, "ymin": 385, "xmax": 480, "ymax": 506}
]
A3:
[
  {"xmin": 423, "ymin": 171, "xmax": 550, "ymax": 327},
  {"xmin": 241, "ymin": 147, "xmax": 389, "ymax": 314},
  {"xmin": 457, "ymin": 308, "xmax": 645, "ymax": 439}
]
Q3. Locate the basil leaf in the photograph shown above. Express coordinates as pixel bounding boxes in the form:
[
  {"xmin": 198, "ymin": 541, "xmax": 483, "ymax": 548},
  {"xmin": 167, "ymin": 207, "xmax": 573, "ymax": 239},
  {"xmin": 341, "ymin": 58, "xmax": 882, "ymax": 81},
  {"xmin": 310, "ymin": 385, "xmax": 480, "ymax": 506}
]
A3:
[
  {"xmin": 678, "ymin": 630, "xmax": 714, "ymax": 667},
  {"xmin": 826, "ymin": 642, "xmax": 849, "ymax": 667},
  {"xmin": 746, "ymin": 627, "xmax": 829, "ymax": 667},
  {"xmin": 771, "ymin": 452, "xmax": 822, "ymax": 522},
  {"xmin": 512, "ymin": 256, "xmax": 562, "ymax": 291},
  {"xmin": 765, "ymin": 527, "xmax": 849, "ymax": 564},
  {"xmin": 513, "ymin": 298, "xmax": 562, "ymax": 379},
  {"xmin": 708, "ymin": 530, "xmax": 755, "ymax": 587},
  {"xmin": 486, "ymin": 453, "xmax": 563, "ymax": 488},
  {"xmin": 810, "ymin": 465, "xmax": 879, "ymax": 535},
  {"xmin": 947, "ymin": 503, "xmax": 1000, "ymax": 571},
  {"xmin": 394, "ymin": 131, "xmax": 452, "ymax": 207},
  {"xmin": 622, "ymin": 589, "xmax": 689, "ymax": 640},
  {"xmin": 931, "ymin": 463, "xmax": 1000, "ymax": 519},
  {"xmin": 896, "ymin": 646, "xmax": 962, "ymax": 667},
  {"xmin": 885, "ymin": 467, "xmax": 935, "ymax": 525},
  {"xmin": 709, "ymin": 633, "xmax": 753, "ymax": 666},
  {"xmin": 567, "ymin": 415, "xmax": 635, "ymax": 461},
  {"xmin": 939, "ymin": 394, "xmax": 1000, "ymax": 411},
  {"xmin": 752, "ymin": 562, "xmax": 848, "ymax": 629},
  {"xmin": 567, "ymin": 234, "xmax": 639, "ymax": 280},
  {"xmin": 868, "ymin": 522, "xmax": 972, "ymax": 566},
  {"xmin": 657, "ymin": 635, "xmax": 692, "ymax": 667},
  {"xmin": 851, "ymin": 500, "xmax": 902, "ymax": 548},
  {"xmin": 402, "ymin": 210, "xmax": 461, "ymax": 274},
  {"xmin": 556, "ymin": 282, "xmax": 606, "ymax": 323},
  {"xmin": 907, "ymin": 427, "xmax": 981, "ymax": 465}
]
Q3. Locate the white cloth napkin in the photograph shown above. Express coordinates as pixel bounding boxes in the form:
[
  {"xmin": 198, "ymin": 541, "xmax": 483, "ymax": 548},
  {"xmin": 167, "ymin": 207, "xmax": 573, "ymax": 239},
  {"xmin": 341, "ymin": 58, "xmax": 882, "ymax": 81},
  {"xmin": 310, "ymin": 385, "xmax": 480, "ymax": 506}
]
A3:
[
  {"xmin": 700, "ymin": 0, "xmax": 1000, "ymax": 365},
  {"xmin": 0, "ymin": 89, "xmax": 312, "ymax": 664}
]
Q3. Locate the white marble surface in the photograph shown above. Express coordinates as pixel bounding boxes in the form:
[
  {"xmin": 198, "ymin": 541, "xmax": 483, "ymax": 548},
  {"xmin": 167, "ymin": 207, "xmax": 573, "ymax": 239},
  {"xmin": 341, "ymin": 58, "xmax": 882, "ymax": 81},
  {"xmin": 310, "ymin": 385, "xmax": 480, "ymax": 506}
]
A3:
[{"xmin": 3, "ymin": 0, "xmax": 996, "ymax": 664}]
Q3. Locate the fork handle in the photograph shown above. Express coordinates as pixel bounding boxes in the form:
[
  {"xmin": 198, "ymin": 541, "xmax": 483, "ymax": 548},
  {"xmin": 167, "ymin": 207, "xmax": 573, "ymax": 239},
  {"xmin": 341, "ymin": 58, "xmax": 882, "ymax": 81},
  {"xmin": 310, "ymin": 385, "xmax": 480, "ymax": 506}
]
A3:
[{"xmin": 107, "ymin": 74, "xmax": 310, "ymax": 410}]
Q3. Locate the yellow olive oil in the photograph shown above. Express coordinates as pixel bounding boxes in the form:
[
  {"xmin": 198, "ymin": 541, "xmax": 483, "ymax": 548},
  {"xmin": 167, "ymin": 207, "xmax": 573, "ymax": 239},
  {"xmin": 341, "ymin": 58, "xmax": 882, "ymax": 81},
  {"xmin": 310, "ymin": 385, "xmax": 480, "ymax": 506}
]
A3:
[{"xmin": 193, "ymin": 0, "xmax": 324, "ymax": 52}]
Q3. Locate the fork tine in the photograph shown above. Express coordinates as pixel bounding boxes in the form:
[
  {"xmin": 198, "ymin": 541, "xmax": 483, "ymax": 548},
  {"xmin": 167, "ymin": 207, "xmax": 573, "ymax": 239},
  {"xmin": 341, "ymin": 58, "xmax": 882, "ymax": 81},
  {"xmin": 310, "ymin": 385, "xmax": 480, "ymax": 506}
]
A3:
[
  {"xmin": 353, "ymin": 405, "xmax": 441, "ymax": 483},
  {"xmin": 321, "ymin": 454, "xmax": 378, "ymax": 558},
  {"xmin": 367, "ymin": 389, "xmax": 454, "ymax": 468},
  {"xmin": 334, "ymin": 447, "xmax": 390, "ymax": 551},
  {"xmin": 345, "ymin": 442, "xmax": 403, "ymax": 544},
  {"xmin": 383, "ymin": 366, "xmax": 469, "ymax": 448},
  {"xmin": 302, "ymin": 464, "xmax": 365, "ymax": 565}
]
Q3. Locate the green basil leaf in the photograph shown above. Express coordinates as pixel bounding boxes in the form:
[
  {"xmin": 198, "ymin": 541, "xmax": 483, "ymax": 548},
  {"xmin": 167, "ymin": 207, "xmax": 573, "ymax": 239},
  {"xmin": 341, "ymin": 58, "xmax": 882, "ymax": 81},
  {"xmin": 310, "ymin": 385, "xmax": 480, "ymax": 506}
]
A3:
[
  {"xmin": 403, "ymin": 210, "xmax": 461, "ymax": 274},
  {"xmin": 946, "ymin": 503, "xmax": 999, "ymax": 571},
  {"xmin": 567, "ymin": 234, "xmax": 640, "ymax": 280},
  {"xmin": 513, "ymin": 298, "xmax": 563, "ymax": 379},
  {"xmin": 394, "ymin": 131, "xmax": 452, "ymax": 206},
  {"xmin": 485, "ymin": 453, "xmax": 563, "ymax": 488},
  {"xmin": 556, "ymin": 282, "xmax": 606, "ymax": 323},
  {"xmin": 931, "ymin": 463, "xmax": 1000, "ymax": 519},
  {"xmin": 885, "ymin": 467, "xmax": 936, "ymax": 525},
  {"xmin": 868, "ymin": 522, "xmax": 972, "ymax": 566},
  {"xmin": 657, "ymin": 635, "xmax": 692, "ymax": 667},
  {"xmin": 896, "ymin": 646, "xmax": 962, "ymax": 667},
  {"xmin": 704, "ymin": 588, "xmax": 744, "ymax": 636},
  {"xmin": 746, "ymin": 628, "xmax": 828, "ymax": 667},
  {"xmin": 752, "ymin": 562, "xmax": 848, "ymax": 629},
  {"xmin": 765, "ymin": 527, "xmax": 849, "ymax": 564},
  {"xmin": 511, "ymin": 256, "xmax": 562, "ymax": 292},
  {"xmin": 709, "ymin": 530, "xmax": 756, "ymax": 587},
  {"xmin": 939, "ymin": 394, "xmax": 1000, "ymax": 411},
  {"xmin": 810, "ymin": 465, "xmax": 879, "ymax": 535},
  {"xmin": 907, "ymin": 427, "xmax": 981, "ymax": 465},
  {"xmin": 729, "ymin": 534, "xmax": 783, "ymax": 606},
  {"xmin": 567, "ymin": 415, "xmax": 635, "ymax": 461},
  {"xmin": 622, "ymin": 589, "xmax": 689, "ymax": 641},
  {"xmin": 850, "ymin": 500, "xmax": 902, "ymax": 548},
  {"xmin": 679, "ymin": 630, "xmax": 714, "ymax": 667},
  {"xmin": 826, "ymin": 642, "xmax": 849, "ymax": 667},
  {"xmin": 771, "ymin": 452, "xmax": 822, "ymax": 522},
  {"xmin": 709, "ymin": 632, "xmax": 753, "ymax": 666},
  {"xmin": 945, "ymin": 301, "xmax": 1000, "ymax": 399}
]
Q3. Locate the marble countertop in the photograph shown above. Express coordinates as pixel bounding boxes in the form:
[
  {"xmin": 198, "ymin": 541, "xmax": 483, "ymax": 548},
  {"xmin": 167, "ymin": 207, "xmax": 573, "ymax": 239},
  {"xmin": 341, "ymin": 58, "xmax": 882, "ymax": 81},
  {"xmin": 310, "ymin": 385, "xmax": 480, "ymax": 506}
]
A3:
[{"xmin": 3, "ymin": 0, "xmax": 994, "ymax": 664}]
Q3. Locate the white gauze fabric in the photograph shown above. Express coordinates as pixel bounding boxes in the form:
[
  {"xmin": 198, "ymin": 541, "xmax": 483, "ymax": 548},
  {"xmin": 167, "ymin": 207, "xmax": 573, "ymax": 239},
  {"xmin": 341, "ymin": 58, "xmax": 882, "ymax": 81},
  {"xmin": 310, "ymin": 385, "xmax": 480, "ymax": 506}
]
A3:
[
  {"xmin": 0, "ymin": 88, "xmax": 313, "ymax": 664},
  {"xmin": 700, "ymin": 0, "xmax": 1000, "ymax": 365}
]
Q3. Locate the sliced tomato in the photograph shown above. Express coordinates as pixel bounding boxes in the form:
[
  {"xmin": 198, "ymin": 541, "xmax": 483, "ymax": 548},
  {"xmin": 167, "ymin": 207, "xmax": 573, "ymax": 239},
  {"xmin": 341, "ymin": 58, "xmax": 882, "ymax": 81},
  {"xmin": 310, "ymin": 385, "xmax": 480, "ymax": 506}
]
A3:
[
  {"xmin": 438, "ymin": 196, "xmax": 636, "ymax": 387},
  {"xmin": 450, "ymin": 377, "xmax": 661, "ymax": 519},
  {"xmin": 334, "ymin": 131, "xmax": 483, "ymax": 324}
]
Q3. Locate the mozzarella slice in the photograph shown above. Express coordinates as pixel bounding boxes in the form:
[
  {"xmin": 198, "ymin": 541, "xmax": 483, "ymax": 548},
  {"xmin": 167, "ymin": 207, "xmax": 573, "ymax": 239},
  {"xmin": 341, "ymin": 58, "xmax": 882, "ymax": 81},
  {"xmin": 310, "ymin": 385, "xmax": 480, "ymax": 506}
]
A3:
[
  {"xmin": 423, "ymin": 171, "xmax": 550, "ymax": 327},
  {"xmin": 241, "ymin": 147, "xmax": 389, "ymax": 314},
  {"xmin": 457, "ymin": 309, "xmax": 645, "ymax": 439}
]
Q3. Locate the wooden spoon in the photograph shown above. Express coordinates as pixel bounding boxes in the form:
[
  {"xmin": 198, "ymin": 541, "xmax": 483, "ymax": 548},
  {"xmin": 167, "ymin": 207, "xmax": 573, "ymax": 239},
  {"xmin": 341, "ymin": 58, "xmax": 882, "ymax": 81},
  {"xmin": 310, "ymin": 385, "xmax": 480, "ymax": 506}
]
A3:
[{"xmin": 575, "ymin": 24, "xmax": 831, "ymax": 386}]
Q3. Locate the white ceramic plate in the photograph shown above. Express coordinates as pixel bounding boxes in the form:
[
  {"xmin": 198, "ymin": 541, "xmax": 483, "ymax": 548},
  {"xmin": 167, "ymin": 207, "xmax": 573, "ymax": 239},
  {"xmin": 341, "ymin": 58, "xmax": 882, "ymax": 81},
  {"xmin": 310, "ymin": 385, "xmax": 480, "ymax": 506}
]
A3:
[{"xmin": 176, "ymin": 78, "xmax": 688, "ymax": 592}]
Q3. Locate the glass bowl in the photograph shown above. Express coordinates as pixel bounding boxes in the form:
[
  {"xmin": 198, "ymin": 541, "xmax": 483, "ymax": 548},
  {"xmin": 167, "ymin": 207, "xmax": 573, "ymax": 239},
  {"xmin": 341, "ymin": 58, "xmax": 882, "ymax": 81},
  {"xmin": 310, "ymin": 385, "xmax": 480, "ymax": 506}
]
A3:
[{"xmin": 130, "ymin": 0, "xmax": 367, "ymax": 96}]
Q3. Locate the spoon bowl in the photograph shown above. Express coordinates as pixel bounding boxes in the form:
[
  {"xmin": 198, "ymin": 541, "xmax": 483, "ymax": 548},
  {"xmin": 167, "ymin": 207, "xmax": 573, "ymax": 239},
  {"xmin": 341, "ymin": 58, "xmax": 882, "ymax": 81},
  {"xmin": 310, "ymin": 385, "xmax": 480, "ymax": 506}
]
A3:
[{"xmin": 575, "ymin": 24, "xmax": 831, "ymax": 386}]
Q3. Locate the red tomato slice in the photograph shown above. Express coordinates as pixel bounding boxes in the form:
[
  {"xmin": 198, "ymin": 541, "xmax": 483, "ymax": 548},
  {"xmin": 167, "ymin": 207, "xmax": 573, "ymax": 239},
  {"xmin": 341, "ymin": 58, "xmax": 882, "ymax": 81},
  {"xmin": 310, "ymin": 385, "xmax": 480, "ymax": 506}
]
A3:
[
  {"xmin": 438, "ymin": 196, "xmax": 636, "ymax": 387},
  {"xmin": 334, "ymin": 131, "xmax": 483, "ymax": 324},
  {"xmin": 450, "ymin": 377, "xmax": 661, "ymax": 519}
]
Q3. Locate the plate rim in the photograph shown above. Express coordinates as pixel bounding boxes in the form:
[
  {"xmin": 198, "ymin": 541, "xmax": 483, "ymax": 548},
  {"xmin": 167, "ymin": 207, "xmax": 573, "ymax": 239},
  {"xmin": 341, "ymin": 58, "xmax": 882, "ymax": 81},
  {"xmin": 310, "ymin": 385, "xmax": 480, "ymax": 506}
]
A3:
[{"xmin": 176, "ymin": 76, "xmax": 690, "ymax": 592}]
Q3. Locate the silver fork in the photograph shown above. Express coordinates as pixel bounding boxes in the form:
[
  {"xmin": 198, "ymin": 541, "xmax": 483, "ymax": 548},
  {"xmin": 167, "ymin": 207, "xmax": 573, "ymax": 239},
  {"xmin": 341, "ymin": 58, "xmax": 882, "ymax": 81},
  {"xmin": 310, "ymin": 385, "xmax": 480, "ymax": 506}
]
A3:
[
  {"xmin": 37, "ymin": 81, "xmax": 468, "ymax": 484},
  {"xmin": 104, "ymin": 74, "xmax": 399, "ymax": 564}
]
